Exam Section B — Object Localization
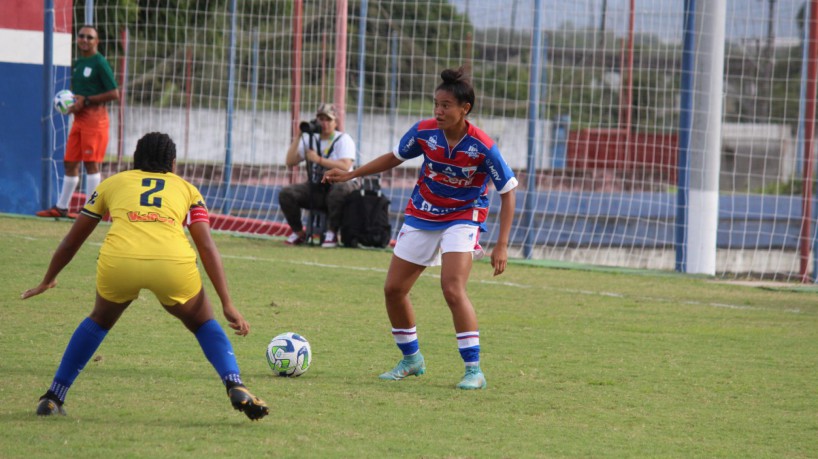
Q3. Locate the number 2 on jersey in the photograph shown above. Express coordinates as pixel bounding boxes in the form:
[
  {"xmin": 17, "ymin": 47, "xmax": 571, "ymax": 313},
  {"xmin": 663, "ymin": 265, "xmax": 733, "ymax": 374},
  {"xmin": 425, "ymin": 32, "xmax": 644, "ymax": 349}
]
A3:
[{"xmin": 140, "ymin": 178, "xmax": 165, "ymax": 207}]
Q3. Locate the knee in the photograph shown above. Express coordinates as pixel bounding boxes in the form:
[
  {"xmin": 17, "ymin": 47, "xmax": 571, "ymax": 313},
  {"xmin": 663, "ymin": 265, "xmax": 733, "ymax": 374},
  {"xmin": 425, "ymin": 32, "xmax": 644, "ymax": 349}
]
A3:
[
  {"xmin": 440, "ymin": 283, "xmax": 467, "ymax": 306},
  {"xmin": 383, "ymin": 282, "xmax": 409, "ymax": 302}
]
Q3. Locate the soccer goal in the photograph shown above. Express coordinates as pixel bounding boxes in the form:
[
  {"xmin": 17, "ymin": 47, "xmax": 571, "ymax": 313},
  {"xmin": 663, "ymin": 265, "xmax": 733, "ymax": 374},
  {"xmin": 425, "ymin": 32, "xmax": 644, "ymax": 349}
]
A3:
[{"xmin": 33, "ymin": 0, "xmax": 818, "ymax": 281}]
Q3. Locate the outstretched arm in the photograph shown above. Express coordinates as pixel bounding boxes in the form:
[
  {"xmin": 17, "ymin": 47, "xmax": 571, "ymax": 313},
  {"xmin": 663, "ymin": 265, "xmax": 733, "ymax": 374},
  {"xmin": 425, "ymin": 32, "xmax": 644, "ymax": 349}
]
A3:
[
  {"xmin": 21, "ymin": 214, "xmax": 100, "ymax": 299},
  {"xmin": 188, "ymin": 221, "xmax": 250, "ymax": 336},
  {"xmin": 323, "ymin": 152, "xmax": 402, "ymax": 183},
  {"xmin": 491, "ymin": 189, "xmax": 516, "ymax": 276}
]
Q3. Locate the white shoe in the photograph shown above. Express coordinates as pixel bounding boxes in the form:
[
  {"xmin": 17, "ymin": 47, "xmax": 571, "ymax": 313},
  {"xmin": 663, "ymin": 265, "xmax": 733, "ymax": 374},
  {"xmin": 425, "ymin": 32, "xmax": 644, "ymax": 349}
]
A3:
[
  {"xmin": 285, "ymin": 232, "xmax": 306, "ymax": 245},
  {"xmin": 321, "ymin": 230, "xmax": 338, "ymax": 248}
]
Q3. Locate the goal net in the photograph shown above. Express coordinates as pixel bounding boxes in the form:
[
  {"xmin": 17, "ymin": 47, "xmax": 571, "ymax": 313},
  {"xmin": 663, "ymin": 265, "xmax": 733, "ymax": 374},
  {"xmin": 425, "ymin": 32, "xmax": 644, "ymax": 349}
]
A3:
[{"xmin": 49, "ymin": 0, "xmax": 813, "ymax": 281}]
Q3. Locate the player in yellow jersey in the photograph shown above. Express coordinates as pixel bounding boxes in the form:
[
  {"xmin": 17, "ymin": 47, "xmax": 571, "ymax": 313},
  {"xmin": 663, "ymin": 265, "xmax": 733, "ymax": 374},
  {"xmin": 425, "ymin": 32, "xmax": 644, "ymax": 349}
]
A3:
[{"xmin": 22, "ymin": 132, "xmax": 268, "ymax": 420}]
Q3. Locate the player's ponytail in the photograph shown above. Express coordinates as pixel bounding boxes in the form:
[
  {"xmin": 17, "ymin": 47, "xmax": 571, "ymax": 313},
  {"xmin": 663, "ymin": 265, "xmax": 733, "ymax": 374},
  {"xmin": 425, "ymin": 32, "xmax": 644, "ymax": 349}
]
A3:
[
  {"xmin": 436, "ymin": 66, "xmax": 475, "ymax": 115},
  {"xmin": 134, "ymin": 132, "xmax": 176, "ymax": 173}
]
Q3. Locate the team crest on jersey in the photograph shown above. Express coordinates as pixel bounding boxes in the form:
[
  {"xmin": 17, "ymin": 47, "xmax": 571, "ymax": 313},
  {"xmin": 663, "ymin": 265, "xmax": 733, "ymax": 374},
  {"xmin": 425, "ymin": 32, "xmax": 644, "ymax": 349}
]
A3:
[
  {"xmin": 465, "ymin": 144, "xmax": 480, "ymax": 158},
  {"xmin": 86, "ymin": 191, "xmax": 99, "ymax": 205},
  {"xmin": 83, "ymin": 67, "xmax": 92, "ymax": 77},
  {"xmin": 462, "ymin": 166, "xmax": 477, "ymax": 177},
  {"xmin": 425, "ymin": 135, "xmax": 440, "ymax": 151}
]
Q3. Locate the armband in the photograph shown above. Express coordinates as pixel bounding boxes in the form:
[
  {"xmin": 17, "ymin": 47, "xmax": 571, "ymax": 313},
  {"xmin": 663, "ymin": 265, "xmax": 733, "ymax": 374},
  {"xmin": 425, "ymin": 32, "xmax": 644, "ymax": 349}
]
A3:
[{"xmin": 186, "ymin": 206, "xmax": 210, "ymax": 226}]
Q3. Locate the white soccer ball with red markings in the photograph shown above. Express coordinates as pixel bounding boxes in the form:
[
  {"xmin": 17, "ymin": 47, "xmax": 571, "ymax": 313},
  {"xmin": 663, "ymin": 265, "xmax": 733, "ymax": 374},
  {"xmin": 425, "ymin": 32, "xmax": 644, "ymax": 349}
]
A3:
[
  {"xmin": 53, "ymin": 89, "xmax": 75, "ymax": 115},
  {"xmin": 266, "ymin": 332, "xmax": 311, "ymax": 377}
]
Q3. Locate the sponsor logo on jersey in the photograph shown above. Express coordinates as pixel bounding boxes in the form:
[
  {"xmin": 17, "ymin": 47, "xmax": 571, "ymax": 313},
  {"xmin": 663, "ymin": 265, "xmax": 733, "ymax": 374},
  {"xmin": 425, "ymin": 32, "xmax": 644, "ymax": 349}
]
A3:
[
  {"xmin": 401, "ymin": 137, "xmax": 415, "ymax": 153},
  {"xmin": 127, "ymin": 211, "xmax": 175, "ymax": 225},
  {"xmin": 465, "ymin": 144, "xmax": 480, "ymax": 158},
  {"xmin": 83, "ymin": 67, "xmax": 92, "ymax": 77}
]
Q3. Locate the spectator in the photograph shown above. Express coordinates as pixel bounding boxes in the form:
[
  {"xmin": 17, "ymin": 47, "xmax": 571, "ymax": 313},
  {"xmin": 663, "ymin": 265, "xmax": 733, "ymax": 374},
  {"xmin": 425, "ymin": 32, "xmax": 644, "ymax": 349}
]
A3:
[
  {"xmin": 37, "ymin": 25, "xmax": 119, "ymax": 219},
  {"xmin": 279, "ymin": 103, "xmax": 357, "ymax": 247}
]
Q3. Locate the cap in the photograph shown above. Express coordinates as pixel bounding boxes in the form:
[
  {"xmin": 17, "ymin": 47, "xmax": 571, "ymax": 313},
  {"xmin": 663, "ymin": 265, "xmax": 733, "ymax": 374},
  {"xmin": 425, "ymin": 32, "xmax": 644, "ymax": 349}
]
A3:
[{"xmin": 316, "ymin": 103, "xmax": 337, "ymax": 120}]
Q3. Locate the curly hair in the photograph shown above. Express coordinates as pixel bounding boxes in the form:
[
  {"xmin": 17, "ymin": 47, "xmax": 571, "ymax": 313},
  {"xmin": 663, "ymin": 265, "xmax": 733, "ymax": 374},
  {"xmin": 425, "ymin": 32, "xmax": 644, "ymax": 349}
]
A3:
[
  {"xmin": 435, "ymin": 66, "xmax": 475, "ymax": 115},
  {"xmin": 133, "ymin": 132, "xmax": 176, "ymax": 173}
]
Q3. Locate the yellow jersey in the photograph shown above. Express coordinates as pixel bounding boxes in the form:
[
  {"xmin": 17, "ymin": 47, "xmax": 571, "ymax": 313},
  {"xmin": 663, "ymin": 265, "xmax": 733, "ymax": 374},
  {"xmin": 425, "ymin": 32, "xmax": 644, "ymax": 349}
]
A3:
[{"xmin": 81, "ymin": 169, "xmax": 207, "ymax": 261}]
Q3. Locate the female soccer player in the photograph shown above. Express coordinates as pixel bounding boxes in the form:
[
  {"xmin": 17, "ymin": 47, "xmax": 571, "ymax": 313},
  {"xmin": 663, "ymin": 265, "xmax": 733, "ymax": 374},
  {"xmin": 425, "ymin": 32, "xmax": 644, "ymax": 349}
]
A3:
[
  {"xmin": 323, "ymin": 67, "xmax": 518, "ymax": 390},
  {"xmin": 22, "ymin": 132, "xmax": 268, "ymax": 420}
]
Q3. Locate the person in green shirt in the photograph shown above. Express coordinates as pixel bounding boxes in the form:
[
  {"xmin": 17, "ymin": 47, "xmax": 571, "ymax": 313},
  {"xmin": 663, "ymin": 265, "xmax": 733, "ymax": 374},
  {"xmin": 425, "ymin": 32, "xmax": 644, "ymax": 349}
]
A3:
[{"xmin": 37, "ymin": 25, "xmax": 119, "ymax": 219}]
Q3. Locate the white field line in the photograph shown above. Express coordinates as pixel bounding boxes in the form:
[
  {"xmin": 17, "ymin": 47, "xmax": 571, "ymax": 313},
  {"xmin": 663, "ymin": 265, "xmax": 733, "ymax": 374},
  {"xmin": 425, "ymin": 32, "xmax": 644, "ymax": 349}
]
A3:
[{"xmin": 222, "ymin": 255, "xmax": 803, "ymax": 315}]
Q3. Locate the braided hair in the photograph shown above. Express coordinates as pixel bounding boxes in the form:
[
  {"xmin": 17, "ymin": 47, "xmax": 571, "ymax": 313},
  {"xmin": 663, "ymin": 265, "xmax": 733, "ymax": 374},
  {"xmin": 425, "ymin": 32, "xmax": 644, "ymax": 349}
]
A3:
[
  {"xmin": 436, "ymin": 67, "xmax": 475, "ymax": 115},
  {"xmin": 133, "ymin": 132, "xmax": 176, "ymax": 173}
]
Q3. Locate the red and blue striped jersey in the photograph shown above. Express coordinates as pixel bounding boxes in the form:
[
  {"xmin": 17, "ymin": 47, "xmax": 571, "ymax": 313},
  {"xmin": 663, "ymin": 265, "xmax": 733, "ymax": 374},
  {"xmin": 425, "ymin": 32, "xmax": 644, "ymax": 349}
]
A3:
[{"xmin": 393, "ymin": 119, "xmax": 518, "ymax": 230}]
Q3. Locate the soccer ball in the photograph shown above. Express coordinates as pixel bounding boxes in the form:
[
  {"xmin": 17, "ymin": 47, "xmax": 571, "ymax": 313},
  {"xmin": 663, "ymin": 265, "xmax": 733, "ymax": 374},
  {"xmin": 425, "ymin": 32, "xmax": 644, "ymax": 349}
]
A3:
[
  {"xmin": 266, "ymin": 332, "xmax": 311, "ymax": 377},
  {"xmin": 53, "ymin": 89, "xmax": 75, "ymax": 115}
]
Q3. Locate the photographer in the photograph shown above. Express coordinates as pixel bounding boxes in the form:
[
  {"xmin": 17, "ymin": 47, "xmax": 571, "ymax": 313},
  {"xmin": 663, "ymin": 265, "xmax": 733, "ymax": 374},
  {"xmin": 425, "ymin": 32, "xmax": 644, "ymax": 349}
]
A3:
[{"xmin": 279, "ymin": 103, "xmax": 357, "ymax": 247}]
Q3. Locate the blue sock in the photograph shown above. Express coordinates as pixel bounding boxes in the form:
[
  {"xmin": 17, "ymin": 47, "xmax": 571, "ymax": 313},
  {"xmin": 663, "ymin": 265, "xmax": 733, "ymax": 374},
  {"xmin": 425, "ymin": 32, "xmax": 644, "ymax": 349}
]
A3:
[
  {"xmin": 456, "ymin": 331, "xmax": 480, "ymax": 366},
  {"xmin": 391, "ymin": 327, "xmax": 419, "ymax": 356},
  {"xmin": 194, "ymin": 319, "xmax": 242, "ymax": 386},
  {"xmin": 50, "ymin": 317, "xmax": 109, "ymax": 403}
]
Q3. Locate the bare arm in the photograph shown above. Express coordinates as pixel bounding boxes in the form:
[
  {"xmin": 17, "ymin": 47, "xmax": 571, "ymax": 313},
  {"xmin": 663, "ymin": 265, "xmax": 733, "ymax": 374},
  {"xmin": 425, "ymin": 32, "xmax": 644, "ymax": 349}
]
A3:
[
  {"xmin": 285, "ymin": 136, "xmax": 304, "ymax": 167},
  {"xmin": 188, "ymin": 221, "xmax": 250, "ymax": 336},
  {"xmin": 323, "ymin": 152, "xmax": 403, "ymax": 183},
  {"xmin": 490, "ymin": 189, "xmax": 516, "ymax": 276},
  {"xmin": 21, "ymin": 214, "xmax": 100, "ymax": 299},
  {"xmin": 69, "ymin": 89, "xmax": 120, "ymax": 114}
]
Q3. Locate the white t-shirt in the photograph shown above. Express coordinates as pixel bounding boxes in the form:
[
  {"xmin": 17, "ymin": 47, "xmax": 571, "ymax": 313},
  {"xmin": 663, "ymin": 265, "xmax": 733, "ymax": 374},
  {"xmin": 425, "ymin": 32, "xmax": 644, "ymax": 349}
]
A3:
[{"xmin": 296, "ymin": 130, "xmax": 356, "ymax": 172}]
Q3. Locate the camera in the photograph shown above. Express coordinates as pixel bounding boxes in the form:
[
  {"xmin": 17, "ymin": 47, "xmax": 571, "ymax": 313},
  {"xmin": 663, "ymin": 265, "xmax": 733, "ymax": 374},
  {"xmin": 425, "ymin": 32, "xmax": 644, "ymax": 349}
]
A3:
[{"xmin": 299, "ymin": 119, "xmax": 321, "ymax": 134}]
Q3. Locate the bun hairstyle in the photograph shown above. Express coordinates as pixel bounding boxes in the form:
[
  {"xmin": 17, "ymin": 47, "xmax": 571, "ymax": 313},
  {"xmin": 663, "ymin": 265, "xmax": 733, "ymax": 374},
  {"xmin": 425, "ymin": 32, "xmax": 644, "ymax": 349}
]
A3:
[
  {"xmin": 436, "ymin": 67, "xmax": 475, "ymax": 115},
  {"xmin": 134, "ymin": 132, "xmax": 177, "ymax": 173}
]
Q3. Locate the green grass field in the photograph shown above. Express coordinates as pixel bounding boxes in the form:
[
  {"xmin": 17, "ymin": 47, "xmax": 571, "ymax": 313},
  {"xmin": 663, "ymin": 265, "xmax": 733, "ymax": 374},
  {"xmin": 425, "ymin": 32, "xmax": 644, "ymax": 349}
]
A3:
[{"xmin": 1, "ymin": 215, "xmax": 817, "ymax": 458}]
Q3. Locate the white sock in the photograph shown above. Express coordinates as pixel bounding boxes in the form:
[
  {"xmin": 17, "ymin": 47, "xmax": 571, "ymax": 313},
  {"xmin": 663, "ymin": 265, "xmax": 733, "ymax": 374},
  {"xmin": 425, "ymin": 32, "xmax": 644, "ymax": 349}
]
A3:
[
  {"xmin": 85, "ymin": 172, "xmax": 101, "ymax": 196},
  {"xmin": 56, "ymin": 175, "xmax": 80, "ymax": 209}
]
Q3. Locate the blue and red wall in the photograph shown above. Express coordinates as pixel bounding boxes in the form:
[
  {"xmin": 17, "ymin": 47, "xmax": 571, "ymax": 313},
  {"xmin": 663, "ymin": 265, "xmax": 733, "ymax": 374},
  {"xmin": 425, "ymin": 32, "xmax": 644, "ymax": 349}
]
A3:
[{"xmin": 0, "ymin": 0, "xmax": 72, "ymax": 214}]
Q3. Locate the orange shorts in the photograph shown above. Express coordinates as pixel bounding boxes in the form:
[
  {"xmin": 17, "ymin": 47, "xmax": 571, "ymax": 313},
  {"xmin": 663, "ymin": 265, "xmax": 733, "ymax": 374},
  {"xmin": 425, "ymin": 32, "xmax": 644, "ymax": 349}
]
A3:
[{"xmin": 65, "ymin": 107, "xmax": 110, "ymax": 163}]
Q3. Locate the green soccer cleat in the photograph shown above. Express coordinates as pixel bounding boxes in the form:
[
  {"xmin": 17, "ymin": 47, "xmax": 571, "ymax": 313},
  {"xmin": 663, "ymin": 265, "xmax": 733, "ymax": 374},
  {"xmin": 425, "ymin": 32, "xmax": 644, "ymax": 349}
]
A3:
[
  {"xmin": 36, "ymin": 394, "xmax": 67, "ymax": 416},
  {"xmin": 457, "ymin": 366, "xmax": 487, "ymax": 390},
  {"xmin": 228, "ymin": 385, "xmax": 269, "ymax": 421},
  {"xmin": 379, "ymin": 353, "xmax": 426, "ymax": 380}
]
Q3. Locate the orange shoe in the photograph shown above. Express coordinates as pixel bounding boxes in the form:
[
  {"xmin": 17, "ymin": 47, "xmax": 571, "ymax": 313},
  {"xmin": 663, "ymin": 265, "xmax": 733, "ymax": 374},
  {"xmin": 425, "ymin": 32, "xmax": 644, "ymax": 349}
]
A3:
[{"xmin": 35, "ymin": 207, "xmax": 77, "ymax": 219}]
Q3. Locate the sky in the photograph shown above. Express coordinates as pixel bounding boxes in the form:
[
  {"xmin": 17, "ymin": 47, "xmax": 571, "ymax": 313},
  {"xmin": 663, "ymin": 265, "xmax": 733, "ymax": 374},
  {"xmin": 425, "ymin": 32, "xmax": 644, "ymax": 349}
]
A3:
[{"xmin": 449, "ymin": 0, "xmax": 806, "ymax": 43}]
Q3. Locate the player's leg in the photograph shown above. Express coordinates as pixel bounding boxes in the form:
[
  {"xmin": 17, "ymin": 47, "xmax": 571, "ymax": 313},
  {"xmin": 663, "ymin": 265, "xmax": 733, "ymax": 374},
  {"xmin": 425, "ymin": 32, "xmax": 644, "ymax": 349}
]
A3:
[
  {"xmin": 378, "ymin": 224, "xmax": 442, "ymax": 381},
  {"xmin": 440, "ymin": 225, "xmax": 486, "ymax": 390},
  {"xmin": 158, "ymin": 261, "xmax": 267, "ymax": 420},
  {"xmin": 37, "ymin": 124, "xmax": 82, "ymax": 218},
  {"xmin": 80, "ymin": 125, "xmax": 108, "ymax": 196},
  {"xmin": 36, "ymin": 293, "xmax": 131, "ymax": 416},
  {"xmin": 278, "ymin": 182, "xmax": 312, "ymax": 244}
]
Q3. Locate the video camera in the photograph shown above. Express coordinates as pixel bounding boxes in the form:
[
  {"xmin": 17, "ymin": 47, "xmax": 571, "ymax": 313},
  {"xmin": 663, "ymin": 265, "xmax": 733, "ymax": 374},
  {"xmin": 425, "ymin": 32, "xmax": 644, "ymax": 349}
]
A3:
[{"xmin": 299, "ymin": 119, "xmax": 321, "ymax": 135}]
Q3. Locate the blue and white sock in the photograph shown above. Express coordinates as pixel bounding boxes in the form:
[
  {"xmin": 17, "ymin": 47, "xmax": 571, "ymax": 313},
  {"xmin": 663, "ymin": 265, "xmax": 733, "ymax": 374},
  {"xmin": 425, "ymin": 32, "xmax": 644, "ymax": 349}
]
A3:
[
  {"xmin": 194, "ymin": 319, "xmax": 242, "ymax": 386},
  {"xmin": 391, "ymin": 327, "xmax": 419, "ymax": 356},
  {"xmin": 50, "ymin": 317, "xmax": 109, "ymax": 403},
  {"xmin": 456, "ymin": 331, "xmax": 480, "ymax": 367}
]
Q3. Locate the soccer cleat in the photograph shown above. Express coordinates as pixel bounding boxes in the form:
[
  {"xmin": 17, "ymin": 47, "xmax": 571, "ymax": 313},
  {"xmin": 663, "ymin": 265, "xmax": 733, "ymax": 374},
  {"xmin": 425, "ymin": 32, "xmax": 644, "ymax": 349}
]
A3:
[
  {"xmin": 35, "ymin": 206, "xmax": 77, "ymax": 219},
  {"xmin": 36, "ymin": 394, "xmax": 67, "ymax": 416},
  {"xmin": 321, "ymin": 230, "xmax": 338, "ymax": 248},
  {"xmin": 378, "ymin": 353, "xmax": 426, "ymax": 380},
  {"xmin": 228, "ymin": 385, "xmax": 269, "ymax": 421},
  {"xmin": 285, "ymin": 232, "xmax": 306, "ymax": 246},
  {"xmin": 456, "ymin": 366, "xmax": 487, "ymax": 390}
]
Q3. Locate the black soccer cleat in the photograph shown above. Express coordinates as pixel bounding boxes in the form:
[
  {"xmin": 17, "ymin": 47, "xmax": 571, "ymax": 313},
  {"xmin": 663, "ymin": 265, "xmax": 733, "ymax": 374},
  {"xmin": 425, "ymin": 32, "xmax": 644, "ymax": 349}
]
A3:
[
  {"xmin": 36, "ymin": 394, "xmax": 66, "ymax": 416},
  {"xmin": 228, "ymin": 385, "xmax": 268, "ymax": 421}
]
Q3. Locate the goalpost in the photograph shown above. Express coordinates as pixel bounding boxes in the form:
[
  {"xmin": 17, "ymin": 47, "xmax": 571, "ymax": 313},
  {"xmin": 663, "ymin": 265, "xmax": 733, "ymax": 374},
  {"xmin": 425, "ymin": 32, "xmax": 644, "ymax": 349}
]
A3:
[{"xmin": 38, "ymin": 0, "xmax": 818, "ymax": 282}]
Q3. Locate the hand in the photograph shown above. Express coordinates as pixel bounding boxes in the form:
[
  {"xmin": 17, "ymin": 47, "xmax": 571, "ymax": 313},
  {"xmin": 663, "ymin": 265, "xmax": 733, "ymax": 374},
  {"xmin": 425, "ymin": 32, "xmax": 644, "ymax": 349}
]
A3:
[
  {"xmin": 322, "ymin": 168, "xmax": 349, "ymax": 184},
  {"xmin": 490, "ymin": 243, "xmax": 508, "ymax": 276},
  {"xmin": 305, "ymin": 149, "xmax": 321, "ymax": 164},
  {"xmin": 21, "ymin": 280, "xmax": 58, "ymax": 299},
  {"xmin": 67, "ymin": 95, "xmax": 85, "ymax": 114},
  {"xmin": 222, "ymin": 304, "xmax": 250, "ymax": 336}
]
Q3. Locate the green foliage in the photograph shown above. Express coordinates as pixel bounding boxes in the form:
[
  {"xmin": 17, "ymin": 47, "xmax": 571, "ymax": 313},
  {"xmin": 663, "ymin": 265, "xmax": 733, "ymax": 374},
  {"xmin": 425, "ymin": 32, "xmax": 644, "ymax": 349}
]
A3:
[{"xmin": 2, "ymin": 216, "xmax": 818, "ymax": 457}]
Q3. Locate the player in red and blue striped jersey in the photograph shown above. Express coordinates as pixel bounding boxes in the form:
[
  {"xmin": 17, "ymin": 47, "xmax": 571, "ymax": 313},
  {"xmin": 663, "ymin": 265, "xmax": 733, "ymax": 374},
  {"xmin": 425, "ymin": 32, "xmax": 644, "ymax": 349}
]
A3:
[{"xmin": 324, "ymin": 67, "xmax": 517, "ymax": 390}]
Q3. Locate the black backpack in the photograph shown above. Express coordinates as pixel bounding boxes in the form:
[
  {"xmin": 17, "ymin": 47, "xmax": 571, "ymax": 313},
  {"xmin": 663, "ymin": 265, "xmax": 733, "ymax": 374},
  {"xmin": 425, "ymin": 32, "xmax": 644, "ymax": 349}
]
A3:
[{"xmin": 340, "ymin": 177, "xmax": 391, "ymax": 248}]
